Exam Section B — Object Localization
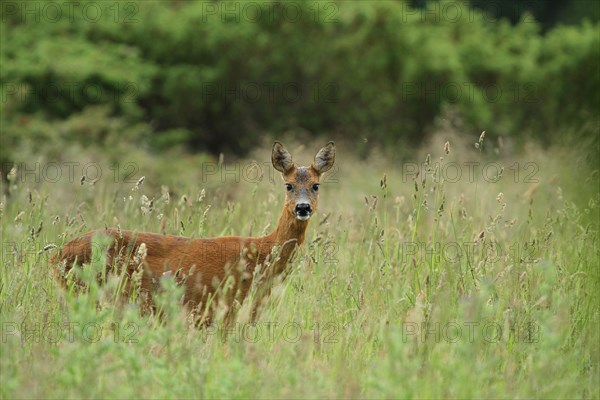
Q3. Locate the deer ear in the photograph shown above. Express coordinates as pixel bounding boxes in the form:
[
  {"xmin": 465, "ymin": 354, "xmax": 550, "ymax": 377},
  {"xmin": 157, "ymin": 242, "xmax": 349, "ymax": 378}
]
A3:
[
  {"xmin": 272, "ymin": 141, "xmax": 294, "ymax": 174},
  {"xmin": 312, "ymin": 141, "xmax": 335, "ymax": 174}
]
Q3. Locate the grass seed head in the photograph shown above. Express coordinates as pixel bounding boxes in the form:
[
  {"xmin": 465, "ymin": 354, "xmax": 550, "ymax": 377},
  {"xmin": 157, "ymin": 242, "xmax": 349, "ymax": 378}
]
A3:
[
  {"xmin": 380, "ymin": 173, "xmax": 387, "ymax": 190},
  {"xmin": 161, "ymin": 186, "xmax": 170, "ymax": 204},
  {"xmin": 7, "ymin": 166, "xmax": 17, "ymax": 182},
  {"xmin": 15, "ymin": 211, "xmax": 25, "ymax": 222},
  {"xmin": 133, "ymin": 242, "xmax": 147, "ymax": 265},
  {"xmin": 132, "ymin": 176, "xmax": 145, "ymax": 191}
]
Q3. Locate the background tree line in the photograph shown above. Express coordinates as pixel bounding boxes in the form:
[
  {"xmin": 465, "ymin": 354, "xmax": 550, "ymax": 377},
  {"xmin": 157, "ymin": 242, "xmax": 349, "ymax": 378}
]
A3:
[{"xmin": 2, "ymin": 0, "xmax": 598, "ymax": 163}]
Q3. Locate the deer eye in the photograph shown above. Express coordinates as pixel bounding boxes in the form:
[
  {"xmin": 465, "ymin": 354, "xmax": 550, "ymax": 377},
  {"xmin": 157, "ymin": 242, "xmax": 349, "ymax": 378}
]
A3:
[
  {"xmin": 312, "ymin": 184, "xmax": 320, "ymax": 191},
  {"xmin": 285, "ymin": 183, "xmax": 293, "ymax": 192}
]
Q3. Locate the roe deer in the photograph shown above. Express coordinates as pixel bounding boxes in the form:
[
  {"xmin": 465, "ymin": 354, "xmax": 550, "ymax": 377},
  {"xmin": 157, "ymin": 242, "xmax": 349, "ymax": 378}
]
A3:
[{"xmin": 51, "ymin": 141, "xmax": 335, "ymax": 322}]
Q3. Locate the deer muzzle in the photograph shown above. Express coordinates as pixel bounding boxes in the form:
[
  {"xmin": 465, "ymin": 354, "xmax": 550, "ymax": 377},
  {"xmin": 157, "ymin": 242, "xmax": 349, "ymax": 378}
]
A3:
[{"xmin": 294, "ymin": 203, "xmax": 312, "ymax": 220}]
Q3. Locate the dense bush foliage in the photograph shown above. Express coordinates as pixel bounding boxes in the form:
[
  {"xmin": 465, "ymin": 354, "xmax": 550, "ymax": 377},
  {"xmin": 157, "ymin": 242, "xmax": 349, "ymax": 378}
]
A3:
[{"xmin": 2, "ymin": 0, "xmax": 599, "ymax": 160}]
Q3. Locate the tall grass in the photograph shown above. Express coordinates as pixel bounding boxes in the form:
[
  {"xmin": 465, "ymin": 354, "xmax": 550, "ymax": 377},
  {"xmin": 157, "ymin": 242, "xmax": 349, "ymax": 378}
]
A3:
[{"xmin": 1, "ymin": 134, "xmax": 598, "ymax": 399}]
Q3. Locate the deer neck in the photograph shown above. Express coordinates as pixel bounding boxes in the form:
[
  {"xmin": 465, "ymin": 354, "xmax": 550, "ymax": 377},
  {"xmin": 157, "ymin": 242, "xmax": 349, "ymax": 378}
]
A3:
[
  {"xmin": 273, "ymin": 208, "xmax": 309, "ymax": 245},
  {"xmin": 262, "ymin": 207, "xmax": 309, "ymax": 270}
]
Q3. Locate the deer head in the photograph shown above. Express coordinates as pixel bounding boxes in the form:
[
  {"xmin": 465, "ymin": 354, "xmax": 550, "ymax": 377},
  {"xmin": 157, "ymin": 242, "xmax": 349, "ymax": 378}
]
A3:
[{"xmin": 272, "ymin": 141, "xmax": 336, "ymax": 221}]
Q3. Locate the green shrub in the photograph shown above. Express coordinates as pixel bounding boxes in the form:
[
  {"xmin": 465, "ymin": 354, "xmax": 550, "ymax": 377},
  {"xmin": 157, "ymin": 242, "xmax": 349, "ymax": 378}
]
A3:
[{"xmin": 2, "ymin": 0, "xmax": 598, "ymax": 159}]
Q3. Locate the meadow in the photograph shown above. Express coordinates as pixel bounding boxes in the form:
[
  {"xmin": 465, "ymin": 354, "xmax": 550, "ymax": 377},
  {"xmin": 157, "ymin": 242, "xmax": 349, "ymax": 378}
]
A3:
[{"xmin": 1, "ymin": 132, "xmax": 598, "ymax": 399}]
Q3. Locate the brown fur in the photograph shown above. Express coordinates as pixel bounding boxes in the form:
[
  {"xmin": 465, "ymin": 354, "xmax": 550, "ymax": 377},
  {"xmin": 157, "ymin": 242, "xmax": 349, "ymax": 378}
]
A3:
[{"xmin": 50, "ymin": 142, "xmax": 335, "ymax": 322}]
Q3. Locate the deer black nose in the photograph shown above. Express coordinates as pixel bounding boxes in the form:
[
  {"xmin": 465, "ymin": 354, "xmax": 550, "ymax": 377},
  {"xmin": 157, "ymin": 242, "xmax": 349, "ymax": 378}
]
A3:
[
  {"xmin": 295, "ymin": 203, "xmax": 312, "ymax": 217},
  {"xmin": 295, "ymin": 203, "xmax": 311, "ymax": 212}
]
